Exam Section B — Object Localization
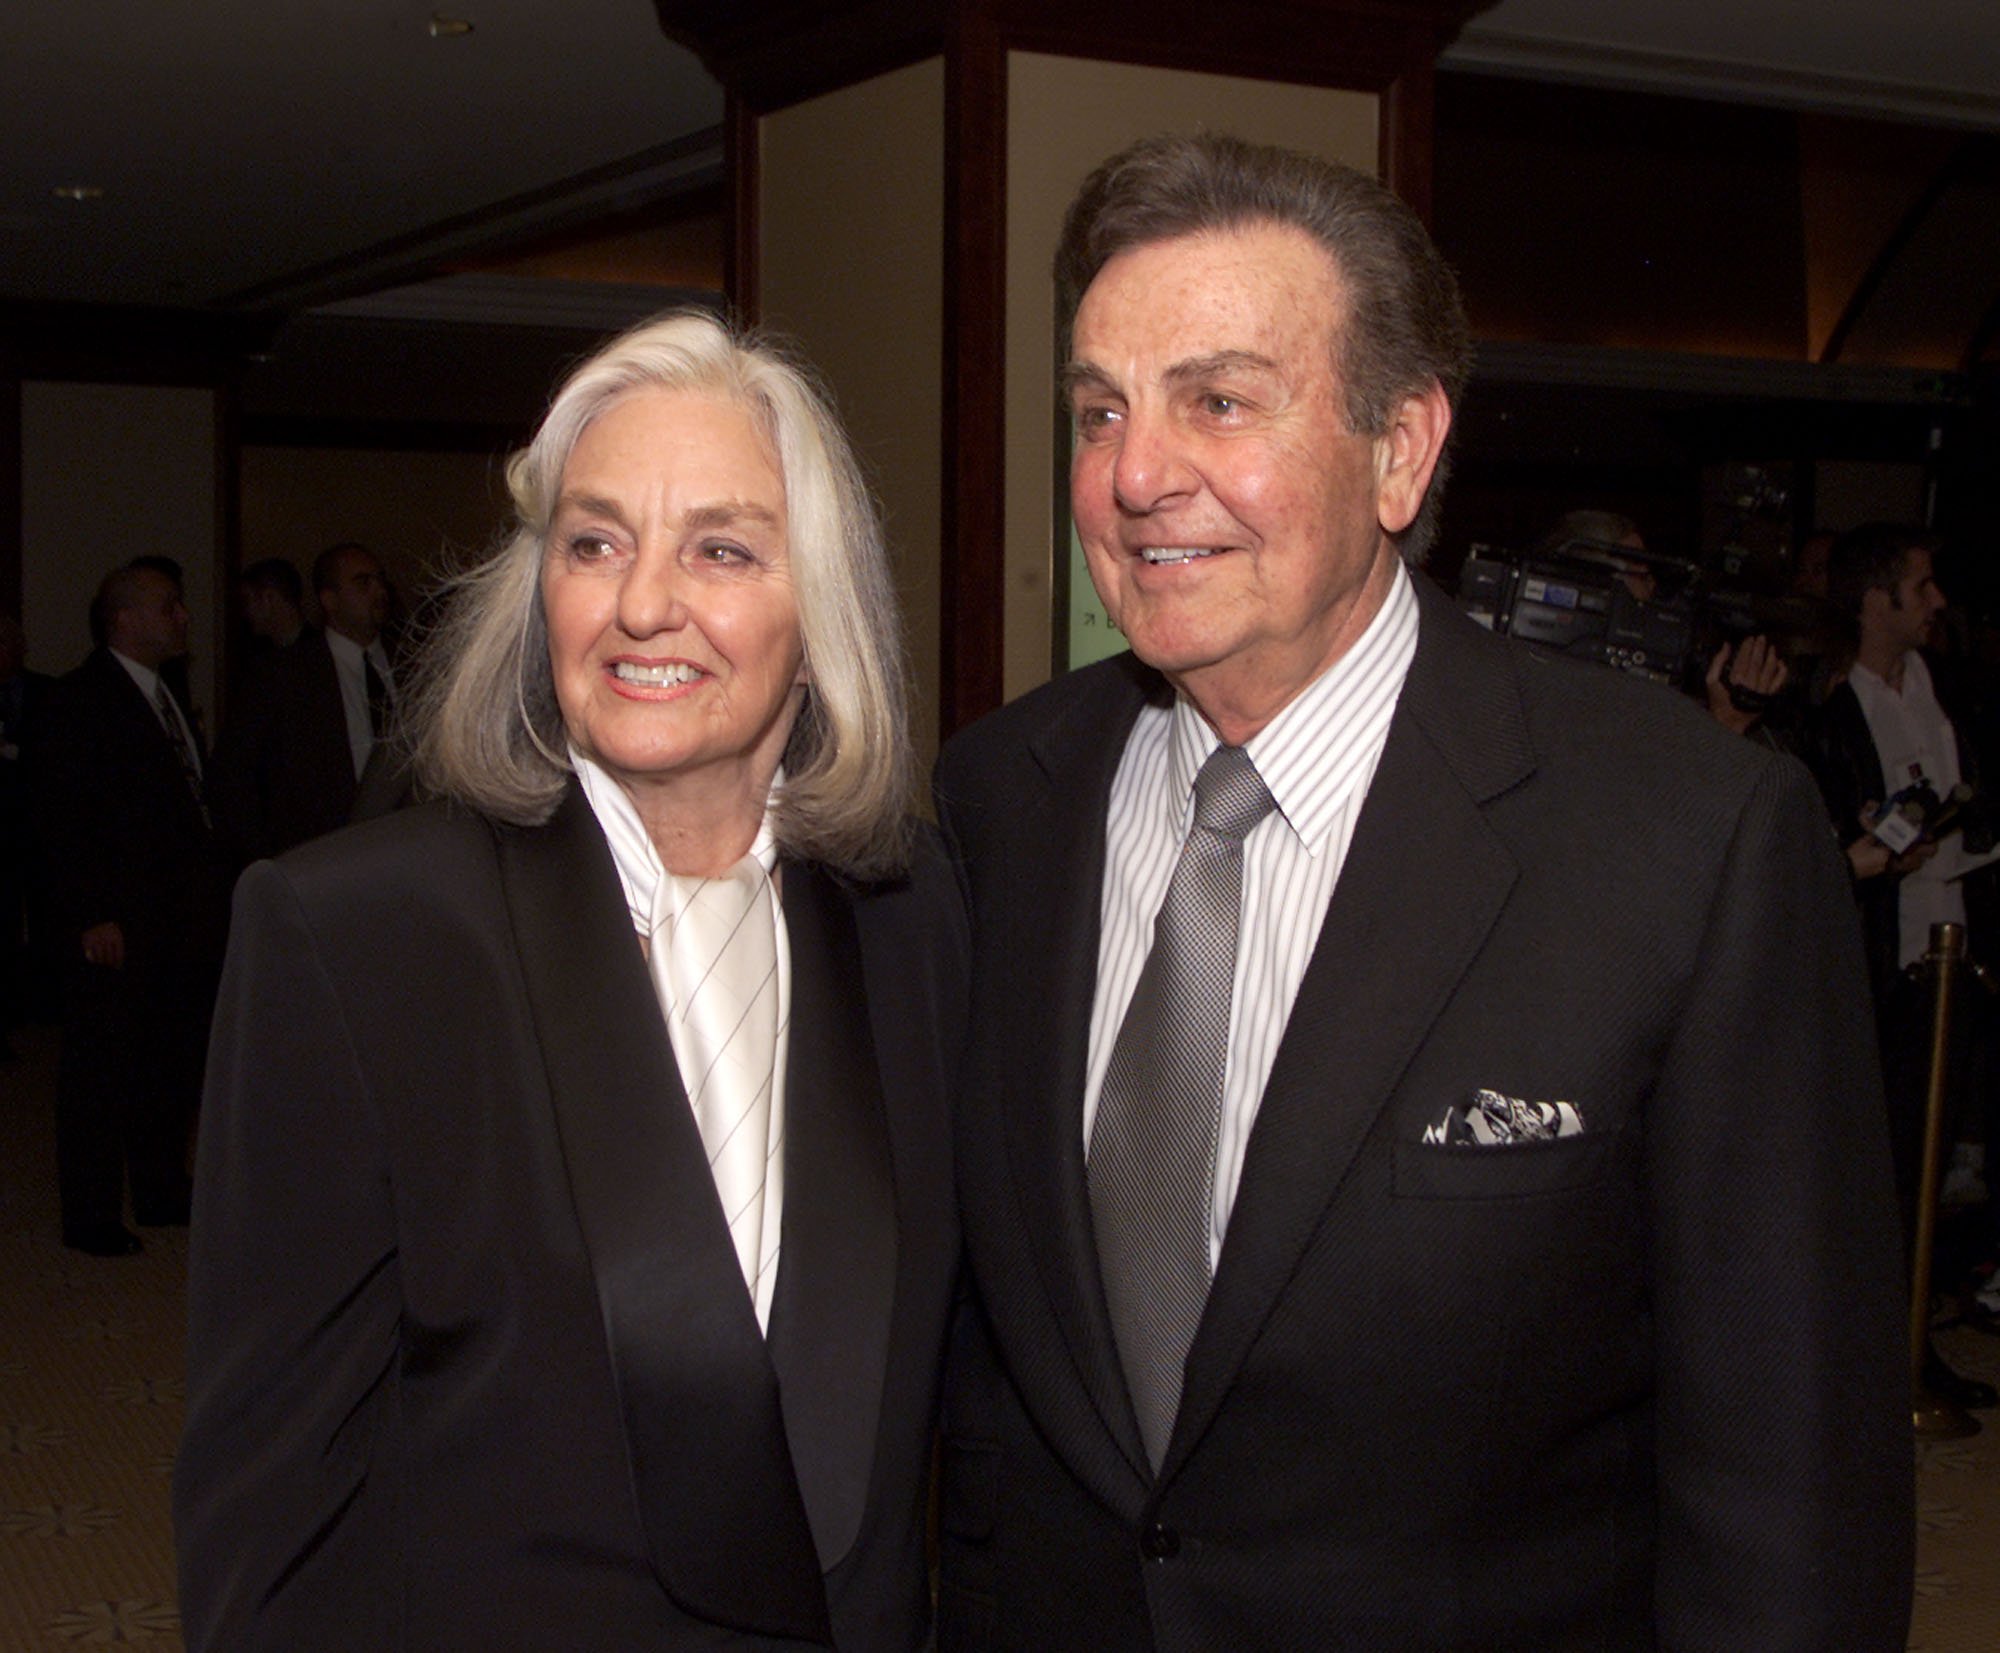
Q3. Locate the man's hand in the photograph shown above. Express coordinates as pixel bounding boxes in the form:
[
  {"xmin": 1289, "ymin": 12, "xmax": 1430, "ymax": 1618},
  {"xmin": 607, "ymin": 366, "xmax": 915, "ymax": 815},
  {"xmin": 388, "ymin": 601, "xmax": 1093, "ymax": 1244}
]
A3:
[
  {"xmin": 1846, "ymin": 835, "xmax": 1891, "ymax": 879},
  {"xmin": 1705, "ymin": 636, "xmax": 1790, "ymax": 735},
  {"xmin": 80, "ymin": 921, "xmax": 125, "ymax": 969},
  {"xmin": 1892, "ymin": 838, "xmax": 1941, "ymax": 875},
  {"xmin": 1847, "ymin": 802, "xmax": 1942, "ymax": 881}
]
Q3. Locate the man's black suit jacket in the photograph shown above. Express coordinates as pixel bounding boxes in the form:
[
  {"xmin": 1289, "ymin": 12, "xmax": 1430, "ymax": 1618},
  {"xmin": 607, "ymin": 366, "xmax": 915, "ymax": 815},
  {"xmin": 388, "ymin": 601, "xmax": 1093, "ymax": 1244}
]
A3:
[
  {"xmin": 174, "ymin": 787, "xmax": 964, "ymax": 1651},
  {"xmin": 933, "ymin": 577, "xmax": 1910, "ymax": 1651},
  {"xmin": 210, "ymin": 630, "xmax": 363, "ymax": 862},
  {"xmin": 36, "ymin": 647, "xmax": 228, "ymax": 973}
]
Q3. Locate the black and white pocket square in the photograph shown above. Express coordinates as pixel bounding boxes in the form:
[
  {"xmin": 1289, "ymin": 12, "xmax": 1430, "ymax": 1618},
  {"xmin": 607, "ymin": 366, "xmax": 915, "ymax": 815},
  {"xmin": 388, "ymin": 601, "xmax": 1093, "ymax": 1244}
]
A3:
[{"xmin": 1421, "ymin": 1089, "xmax": 1584, "ymax": 1146}]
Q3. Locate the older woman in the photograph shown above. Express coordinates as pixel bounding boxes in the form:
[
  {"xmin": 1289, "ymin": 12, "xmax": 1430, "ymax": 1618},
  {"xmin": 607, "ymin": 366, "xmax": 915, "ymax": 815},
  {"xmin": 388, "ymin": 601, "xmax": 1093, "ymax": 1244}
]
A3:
[{"xmin": 174, "ymin": 313, "xmax": 963, "ymax": 1651}]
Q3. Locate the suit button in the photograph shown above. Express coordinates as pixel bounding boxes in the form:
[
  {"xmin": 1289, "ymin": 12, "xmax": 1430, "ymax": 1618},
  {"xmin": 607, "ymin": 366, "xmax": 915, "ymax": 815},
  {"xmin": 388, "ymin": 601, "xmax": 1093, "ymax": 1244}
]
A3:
[{"xmin": 1140, "ymin": 1522, "xmax": 1180, "ymax": 1560}]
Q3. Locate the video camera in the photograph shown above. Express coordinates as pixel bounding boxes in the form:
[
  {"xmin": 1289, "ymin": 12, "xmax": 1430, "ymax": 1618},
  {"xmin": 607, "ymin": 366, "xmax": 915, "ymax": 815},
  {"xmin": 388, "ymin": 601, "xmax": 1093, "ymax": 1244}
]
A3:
[
  {"xmin": 1458, "ymin": 537, "xmax": 1702, "ymax": 683},
  {"xmin": 1457, "ymin": 536, "xmax": 1829, "ymax": 706}
]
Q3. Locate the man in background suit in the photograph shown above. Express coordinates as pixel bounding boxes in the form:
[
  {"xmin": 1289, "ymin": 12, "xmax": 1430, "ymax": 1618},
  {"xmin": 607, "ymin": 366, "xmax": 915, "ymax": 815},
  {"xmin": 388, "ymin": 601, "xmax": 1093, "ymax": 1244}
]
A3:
[
  {"xmin": 212, "ymin": 542, "xmax": 397, "ymax": 861},
  {"xmin": 38, "ymin": 562, "xmax": 230, "ymax": 1254},
  {"xmin": 935, "ymin": 133, "xmax": 1911, "ymax": 1650},
  {"xmin": 0, "ymin": 609, "xmax": 56, "ymax": 1050},
  {"xmin": 238, "ymin": 556, "xmax": 307, "ymax": 655}
]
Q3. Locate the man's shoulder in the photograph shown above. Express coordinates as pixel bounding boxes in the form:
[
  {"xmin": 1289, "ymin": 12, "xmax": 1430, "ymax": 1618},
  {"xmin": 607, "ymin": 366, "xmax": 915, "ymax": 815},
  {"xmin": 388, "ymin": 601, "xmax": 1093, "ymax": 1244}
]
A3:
[
  {"xmin": 1471, "ymin": 628, "xmax": 1785, "ymax": 827},
  {"xmin": 48, "ymin": 650, "xmax": 140, "ymax": 724},
  {"xmin": 56, "ymin": 648, "xmax": 120, "ymax": 693},
  {"xmin": 939, "ymin": 652, "xmax": 1158, "ymax": 784},
  {"xmin": 1410, "ymin": 592, "xmax": 1762, "ymax": 787},
  {"xmin": 255, "ymin": 629, "xmax": 339, "ymax": 692}
]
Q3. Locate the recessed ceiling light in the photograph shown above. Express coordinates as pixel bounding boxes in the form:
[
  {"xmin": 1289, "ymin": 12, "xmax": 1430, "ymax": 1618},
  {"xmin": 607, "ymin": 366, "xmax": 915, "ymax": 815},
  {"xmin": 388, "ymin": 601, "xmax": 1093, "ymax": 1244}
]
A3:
[
  {"xmin": 51, "ymin": 183, "xmax": 104, "ymax": 202},
  {"xmin": 428, "ymin": 14, "xmax": 473, "ymax": 37}
]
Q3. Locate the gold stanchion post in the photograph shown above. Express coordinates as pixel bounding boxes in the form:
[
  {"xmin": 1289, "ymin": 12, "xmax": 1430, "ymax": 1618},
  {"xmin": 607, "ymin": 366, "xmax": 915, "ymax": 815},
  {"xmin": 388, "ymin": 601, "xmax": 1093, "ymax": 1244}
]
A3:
[{"xmin": 1912, "ymin": 921, "xmax": 1979, "ymax": 1438}]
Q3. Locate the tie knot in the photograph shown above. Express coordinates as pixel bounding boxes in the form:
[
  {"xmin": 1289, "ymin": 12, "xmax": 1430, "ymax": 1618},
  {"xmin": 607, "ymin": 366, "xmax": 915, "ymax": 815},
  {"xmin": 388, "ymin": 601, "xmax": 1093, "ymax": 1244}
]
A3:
[{"xmin": 1191, "ymin": 745, "xmax": 1273, "ymax": 843}]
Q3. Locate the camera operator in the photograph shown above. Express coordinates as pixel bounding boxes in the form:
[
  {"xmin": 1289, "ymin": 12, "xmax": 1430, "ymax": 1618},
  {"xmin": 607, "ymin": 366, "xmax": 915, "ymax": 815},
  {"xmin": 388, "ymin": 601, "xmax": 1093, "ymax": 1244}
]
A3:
[
  {"xmin": 1531, "ymin": 508, "xmax": 1655, "ymax": 600},
  {"xmin": 1704, "ymin": 632, "xmax": 1793, "ymax": 745},
  {"xmin": 1805, "ymin": 521, "xmax": 2000, "ymax": 1412},
  {"xmin": 1515, "ymin": 511, "xmax": 1798, "ymax": 744}
]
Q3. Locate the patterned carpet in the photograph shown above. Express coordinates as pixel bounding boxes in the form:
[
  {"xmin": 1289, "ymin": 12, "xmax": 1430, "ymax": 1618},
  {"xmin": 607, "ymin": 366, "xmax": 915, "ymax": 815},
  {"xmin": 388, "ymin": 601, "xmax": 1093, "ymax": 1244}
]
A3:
[
  {"xmin": 1912, "ymin": 1318, "xmax": 2000, "ymax": 1652},
  {"xmin": 2, "ymin": 1020, "xmax": 1998, "ymax": 1649},
  {"xmin": 0, "ymin": 1027, "xmax": 185, "ymax": 1649}
]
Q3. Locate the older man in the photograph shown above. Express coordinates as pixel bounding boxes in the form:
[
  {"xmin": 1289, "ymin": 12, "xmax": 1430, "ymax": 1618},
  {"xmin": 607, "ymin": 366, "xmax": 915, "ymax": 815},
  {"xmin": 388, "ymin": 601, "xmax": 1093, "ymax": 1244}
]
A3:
[
  {"xmin": 39, "ymin": 562, "xmax": 230, "ymax": 1253},
  {"xmin": 934, "ymin": 134, "xmax": 1910, "ymax": 1650}
]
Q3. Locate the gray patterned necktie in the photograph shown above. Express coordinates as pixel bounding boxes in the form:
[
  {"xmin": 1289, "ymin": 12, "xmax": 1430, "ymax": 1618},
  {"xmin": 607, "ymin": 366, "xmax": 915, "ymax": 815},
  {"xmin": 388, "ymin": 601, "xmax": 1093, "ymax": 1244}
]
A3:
[
  {"xmin": 154, "ymin": 678, "xmax": 207, "ymax": 820},
  {"xmin": 1089, "ymin": 742, "xmax": 1274, "ymax": 1469}
]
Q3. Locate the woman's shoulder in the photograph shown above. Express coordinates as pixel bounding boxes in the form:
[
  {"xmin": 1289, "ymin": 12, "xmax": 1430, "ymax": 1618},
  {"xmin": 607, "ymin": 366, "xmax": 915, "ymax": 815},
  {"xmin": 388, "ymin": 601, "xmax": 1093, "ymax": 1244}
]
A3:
[
  {"xmin": 826, "ymin": 819, "xmax": 967, "ymax": 978},
  {"xmin": 247, "ymin": 800, "xmax": 507, "ymax": 917},
  {"xmin": 290, "ymin": 797, "xmax": 496, "ymax": 871}
]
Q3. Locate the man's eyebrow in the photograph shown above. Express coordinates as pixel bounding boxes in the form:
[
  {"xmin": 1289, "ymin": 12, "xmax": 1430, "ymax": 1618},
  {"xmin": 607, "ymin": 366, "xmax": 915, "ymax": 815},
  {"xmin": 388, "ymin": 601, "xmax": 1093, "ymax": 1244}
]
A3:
[
  {"xmin": 1059, "ymin": 360, "xmax": 1115, "ymax": 401},
  {"xmin": 1163, "ymin": 349, "xmax": 1279, "ymax": 385},
  {"xmin": 1059, "ymin": 350, "xmax": 1281, "ymax": 401}
]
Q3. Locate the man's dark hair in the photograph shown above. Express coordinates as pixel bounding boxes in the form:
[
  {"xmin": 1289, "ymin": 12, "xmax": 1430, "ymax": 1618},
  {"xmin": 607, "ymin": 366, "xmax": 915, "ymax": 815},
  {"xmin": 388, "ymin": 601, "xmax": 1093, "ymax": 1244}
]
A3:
[
  {"xmin": 89, "ymin": 560, "xmax": 170, "ymax": 649},
  {"xmin": 130, "ymin": 554, "xmax": 185, "ymax": 586},
  {"xmin": 1053, "ymin": 132, "xmax": 1473, "ymax": 560},
  {"xmin": 241, "ymin": 557, "xmax": 304, "ymax": 606},
  {"xmin": 1826, "ymin": 522, "xmax": 1937, "ymax": 621},
  {"xmin": 312, "ymin": 541, "xmax": 374, "ymax": 599}
]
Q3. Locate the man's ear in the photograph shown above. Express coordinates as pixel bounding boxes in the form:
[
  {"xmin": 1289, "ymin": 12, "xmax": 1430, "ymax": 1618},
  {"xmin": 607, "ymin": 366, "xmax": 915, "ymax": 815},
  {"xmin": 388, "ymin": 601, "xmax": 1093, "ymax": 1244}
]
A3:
[{"xmin": 1374, "ymin": 380, "xmax": 1452, "ymax": 537}]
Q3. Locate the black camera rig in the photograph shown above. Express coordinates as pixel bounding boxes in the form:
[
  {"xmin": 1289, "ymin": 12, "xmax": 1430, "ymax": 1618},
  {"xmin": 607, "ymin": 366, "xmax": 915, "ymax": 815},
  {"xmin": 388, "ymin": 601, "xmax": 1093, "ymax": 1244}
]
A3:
[{"xmin": 1457, "ymin": 536, "xmax": 1828, "ymax": 700}]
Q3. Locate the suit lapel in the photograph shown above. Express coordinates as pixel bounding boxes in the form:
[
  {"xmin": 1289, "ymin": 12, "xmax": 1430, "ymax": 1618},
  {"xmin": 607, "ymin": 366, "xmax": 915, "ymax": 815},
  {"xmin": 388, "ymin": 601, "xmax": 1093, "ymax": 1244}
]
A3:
[
  {"xmin": 95, "ymin": 650, "xmax": 208, "ymax": 833},
  {"xmin": 764, "ymin": 861, "xmax": 896, "ymax": 1573},
  {"xmin": 1007, "ymin": 659, "xmax": 1161, "ymax": 1475},
  {"xmin": 499, "ymin": 786, "xmax": 829, "ymax": 1644},
  {"xmin": 308, "ymin": 634, "xmax": 360, "ymax": 805},
  {"xmin": 1167, "ymin": 584, "xmax": 1531, "ymax": 1478}
]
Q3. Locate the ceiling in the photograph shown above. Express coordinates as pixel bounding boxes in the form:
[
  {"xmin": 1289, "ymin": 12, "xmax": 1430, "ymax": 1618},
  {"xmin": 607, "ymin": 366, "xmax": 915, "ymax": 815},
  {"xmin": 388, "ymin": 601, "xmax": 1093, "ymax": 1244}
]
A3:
[
  {"xmin": 1444, "ymin": 0, "xmax": 2000, "ymax": 130},
  {"xmin": 1, "ymin": 0, "xmax": 723, "ymax": 313},
  {"xmin": 1, "ymin": 0, "xmax": 1995, "ymax": 320}
]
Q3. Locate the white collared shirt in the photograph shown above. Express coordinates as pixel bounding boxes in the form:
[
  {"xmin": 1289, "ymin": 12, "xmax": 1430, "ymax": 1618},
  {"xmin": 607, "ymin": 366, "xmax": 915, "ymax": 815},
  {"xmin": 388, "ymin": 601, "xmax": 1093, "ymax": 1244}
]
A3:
[
  {"xmin": 324, "ymin": 628, "xmax": 396, "ymax": 781},
  {"xmin": 573, "ymin": 751, "xmax": 792, "ymax": 1331},
  {"xmin": 1085, "ymin": 562, "xmax": 1419, "ymax": 1264},
  {"xmin": 1850, "ymin": 650, "xmax": 1968, "ymax": 966},
  {"xmin": 111, "ymin": 647, "xmax": 202, "ymax": 780}
]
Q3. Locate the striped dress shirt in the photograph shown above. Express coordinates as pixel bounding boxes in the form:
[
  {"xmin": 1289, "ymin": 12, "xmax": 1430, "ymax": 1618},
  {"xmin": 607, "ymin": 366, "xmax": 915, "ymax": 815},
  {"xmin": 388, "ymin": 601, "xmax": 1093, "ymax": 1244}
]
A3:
[{"xmin": 1083, "ymin": 562, "xmax": 1419, "ymax": 1265}]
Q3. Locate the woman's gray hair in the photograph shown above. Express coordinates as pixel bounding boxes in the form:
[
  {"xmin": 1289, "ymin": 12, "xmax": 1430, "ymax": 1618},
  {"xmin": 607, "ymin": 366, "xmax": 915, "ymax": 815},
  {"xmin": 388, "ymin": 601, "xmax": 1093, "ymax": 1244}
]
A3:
[{"xmin": 410, "ymin": 309, "xmax": 914, "ymax": 880}]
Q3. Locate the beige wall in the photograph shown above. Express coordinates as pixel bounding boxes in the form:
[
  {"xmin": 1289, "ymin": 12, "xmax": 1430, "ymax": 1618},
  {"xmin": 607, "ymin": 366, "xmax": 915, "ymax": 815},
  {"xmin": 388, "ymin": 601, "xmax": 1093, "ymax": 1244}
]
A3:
[
  {"xmin": 239, "ymin": 444, "xmax": 513, "ymax": 625},
  {"xmin": 752, "ymin": 52, "xmax": 1379, "ymax": 730},
  {"xmin": 21, "ymin": 382, "xmax": 221, "ymax": 722},
  {"xmin": 760, "ymin": 60, "xmax": 947, "ymax": 769},
  {"xmin": 1004, "ymin": 54, "xmax": 1378, "ymax": 699}
]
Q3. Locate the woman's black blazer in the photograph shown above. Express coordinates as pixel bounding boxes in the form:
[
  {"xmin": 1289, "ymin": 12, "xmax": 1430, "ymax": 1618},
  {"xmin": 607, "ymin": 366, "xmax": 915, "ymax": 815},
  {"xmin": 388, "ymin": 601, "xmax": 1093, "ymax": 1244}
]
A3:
[{"xmin": 174, "ymin": 785, "xmax": 964, "ymax": 1651}]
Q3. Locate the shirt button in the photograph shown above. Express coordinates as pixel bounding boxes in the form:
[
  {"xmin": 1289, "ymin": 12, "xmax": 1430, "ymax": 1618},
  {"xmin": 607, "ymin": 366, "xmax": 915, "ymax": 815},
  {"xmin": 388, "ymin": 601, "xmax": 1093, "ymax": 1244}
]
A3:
[{"xmin": 1140, "ymin": 1522, "xmax": 1180, "ymax": 1560}]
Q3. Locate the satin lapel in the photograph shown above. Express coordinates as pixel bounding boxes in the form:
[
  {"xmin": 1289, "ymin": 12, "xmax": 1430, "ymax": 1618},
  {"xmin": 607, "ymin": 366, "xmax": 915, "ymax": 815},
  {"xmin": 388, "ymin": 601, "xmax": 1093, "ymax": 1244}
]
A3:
[
  {"xmin": 499, "ymin": 786, "xmax": 829, "ymax": 1644},
  {"xmin": 1006, "ymin": 660, "xmax": 1160, "ymax": 1475},
  {"xmin": 1167, "ymin": 589, "xmax": 1532, "ymax": 1479},
  {"xmin": 764, "ymin": 862, "xmax": 896, "ymax": 1572}
]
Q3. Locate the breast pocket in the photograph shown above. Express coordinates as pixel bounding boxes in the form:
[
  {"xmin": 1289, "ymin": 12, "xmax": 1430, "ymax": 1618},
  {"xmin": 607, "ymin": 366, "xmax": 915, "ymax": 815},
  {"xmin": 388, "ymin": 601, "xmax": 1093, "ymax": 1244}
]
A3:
[{"xmin": 1391, "ymin": 1132, "xmax": 1618, "ymax": 1199}]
